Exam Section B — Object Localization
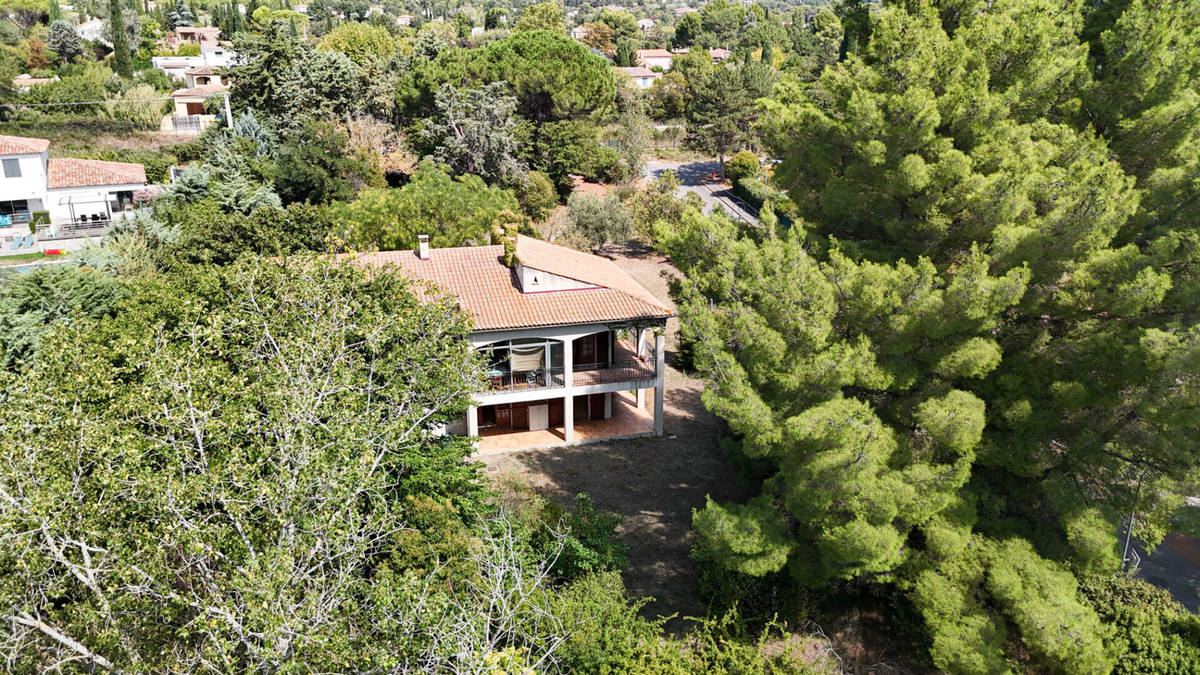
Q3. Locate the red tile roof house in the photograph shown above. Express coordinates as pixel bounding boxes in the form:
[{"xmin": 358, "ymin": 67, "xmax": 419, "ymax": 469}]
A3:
[
  {"xmin": 0, "ymin": 135, "xmax": 148, "ymax": 236},
  {"xmin": 351, "ymin": 234, "xmax": 672, "ymax": 452}
]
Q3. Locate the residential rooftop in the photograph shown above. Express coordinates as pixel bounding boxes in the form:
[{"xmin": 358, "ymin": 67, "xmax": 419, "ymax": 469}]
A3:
[
  {"xmin": 348, "ymin": 235, "xmax": 672, "ymax": 331},
  {"xmin": 47, "ymin": 158, "xmax": 147, "ymax": 189},
  {"xmin": 0, "ymin": 135, "xmax": 50, "ymax": 155}
]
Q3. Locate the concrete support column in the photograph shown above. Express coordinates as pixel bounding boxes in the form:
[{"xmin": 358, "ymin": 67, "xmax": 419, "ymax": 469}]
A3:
[
  {"xmin": 466, "ymin": 405, "xmax": 478, "ymax": 437},
  {"xmin": 604, "ymin": 391, "xmax": 613, "ymax": 419},
  {"xmin": 636, "ymin": 387, "xmax": 645, "ymax": 408},
  {"xmin": 563, "ymin": 337, "xmax": 575, "ymax": 442},
  {"xmin": 563, "ymin": 395, "xmax": 574, "ymax": 442},
  {"xmin": 653, "ymin": 332, "xmax": 665, "ymax": 436}
]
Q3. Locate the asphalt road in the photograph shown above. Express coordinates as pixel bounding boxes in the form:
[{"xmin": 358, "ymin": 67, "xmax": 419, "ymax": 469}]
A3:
[
  {"xmin": 1135, "ymin": 533, "xmax": 1200, "ymax": 612},
  {"xmin": 643, "ymin": 160, "xmax": 760, "ymax": 225}
]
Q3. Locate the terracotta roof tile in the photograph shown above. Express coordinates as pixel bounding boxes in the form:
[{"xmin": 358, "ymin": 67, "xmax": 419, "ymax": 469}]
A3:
[
  {"xmin": 615, "ymin": 66, "xmax": 660, "ymax": 78},
  {"xmin": 184, "ymin": 65, "xmax": 216, "ymax": 75},
  {"xmin": 345, "ymin": 236, "xmax": 671, "ymax": 331},
  {"xmin": 0, "ymin": 134, "xmax": 50, "ymax": 155},
  {"xmin": 172, "ymin": 82, "xmax": 228, "ymax": 97},
  {"xmin": 47, "ymin": 158, "xmax": 147, "ymax": 189}
]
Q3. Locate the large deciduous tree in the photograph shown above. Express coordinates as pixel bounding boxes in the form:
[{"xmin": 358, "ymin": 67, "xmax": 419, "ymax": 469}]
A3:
[
  {"xmin": 514, "ymin": 1, "xmax": 564, "ymax": 33},
  {"xmin": 329, "ymin": 159, "xmax": 520, "ymax": 250},
  {"xmin": 0, "ymin": 258, "xmax": 490, "ymax": 671},
  {"xmin": 315, "ymin": 20, "xmax": 395, "ymax": 65}
]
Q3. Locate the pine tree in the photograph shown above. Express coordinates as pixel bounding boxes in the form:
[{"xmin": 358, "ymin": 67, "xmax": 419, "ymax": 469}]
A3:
[
  {"xmin": 48, "ymin": 20, "xmax": 83, "ymax": 63},
  {"xmin": 674, "ymin": 1, "xmax": 1200, "ymax": 671}
]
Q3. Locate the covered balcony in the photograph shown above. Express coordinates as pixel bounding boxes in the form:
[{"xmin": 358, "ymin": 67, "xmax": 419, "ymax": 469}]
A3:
[
  {"xmin": 481, "ymin": 330, "xmax": 657, "ymax": 394},
  {"xmin": 468, "ymin": 326, "xmax": 667, "ymax": 448}
]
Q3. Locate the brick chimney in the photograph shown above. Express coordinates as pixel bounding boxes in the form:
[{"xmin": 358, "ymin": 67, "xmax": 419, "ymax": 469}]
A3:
[{"xmin": 417, "ymin": 234, "xmax": 430, "ymax": 260}]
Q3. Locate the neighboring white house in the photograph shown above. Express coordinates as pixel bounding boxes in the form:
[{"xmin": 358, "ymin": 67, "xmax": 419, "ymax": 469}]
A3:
[
  {"xmin": 396, "ymin": 14, "xmax": 413, "ymax": 26},
  {"xmin": 350, "ymin": 234, "xmax": 672, "ymax": 452},
  {"xmin": 0, "ymin": 135, "xmax": 147, "ymax": 232},
  {"xmin": 182, "ymin": 65, "xmax": 225, "ymax": 88},
  {"xmin": 47, "ymin": 158, "xmax": 148, "ymax": 227},
  {"xmin": 634, "ymin": 48, "xmax": 673, "ymax": 70},
  {"xmin": 570, "ymin": 25, "xmax": 589, "ymax": 40},
  {"xmin": 75, "ymin": 18, "xmax": 105, "ymax": 42},
  {"xmin": 637, "ymin": 17, "xmax": 655, "ymax": 30},
  {"xmin": 151, "ymin": 45, "xmax": 237, "ymax": 81},
  {"xmin": 614, "ymin": 65, "xmax": 662, "ymax": 89}
]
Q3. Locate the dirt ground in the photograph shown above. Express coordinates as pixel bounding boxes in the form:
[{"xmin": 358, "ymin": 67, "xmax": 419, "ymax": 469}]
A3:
[{"xmin": 482, "ymin": 244, "xmax": 755, "ymax": 631}]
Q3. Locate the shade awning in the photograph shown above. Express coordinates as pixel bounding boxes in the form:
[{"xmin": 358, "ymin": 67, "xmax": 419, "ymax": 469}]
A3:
[{"xmin": 509, "ymin": 345, "xmax": 545, "ymax": 371}]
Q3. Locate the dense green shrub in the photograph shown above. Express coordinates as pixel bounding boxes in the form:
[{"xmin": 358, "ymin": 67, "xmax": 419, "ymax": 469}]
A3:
[
  {"xmin": 1079, "ymin": 573, "xmax": 1200, "ymax": 674},
  {"xmin": 553, "ymin": 573, "xmax": 816, "ymax": 674},
  {"xmin": 275, "ymin": 120, "xmax": 380, "ymax": 205},
  {"xmin": 159, "ymin": 200, "xmax": 334, "ymax": 266},
  {"xmin": 725, "ymin": 151, "xmax": 759, "ymax": 183},
  {"xmin": 567, "ymin": 191, "xmax": 633, "ymax": 249},
  {"xmin": 511, "ymin": 169, "xmax": 558, "ymax": 221},
  {"xmin": 330, "ymin": 160, "xmax": 520, "ymax": 249},
  {"xmin": 733, "ymin": 177, "xmax": 798, "ymax": 221},
  {"xmin": 538, "ymin": 493, "xmax": 628, "ymax": 580}
]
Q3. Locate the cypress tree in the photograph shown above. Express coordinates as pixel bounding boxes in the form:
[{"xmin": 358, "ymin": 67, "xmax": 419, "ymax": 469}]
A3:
[
  {"xmin": 109, "ymin": 0, "xmax": 132, "ymax": 77},
  {"xmin": 47, "ymin": 0, "xmax": 62, "ymax": 21}
]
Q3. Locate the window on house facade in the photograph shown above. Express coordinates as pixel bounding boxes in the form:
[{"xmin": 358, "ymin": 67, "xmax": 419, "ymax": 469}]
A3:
[{"xmin": 2, "ymin": 158, "xmax": 21, "ymax": 178}]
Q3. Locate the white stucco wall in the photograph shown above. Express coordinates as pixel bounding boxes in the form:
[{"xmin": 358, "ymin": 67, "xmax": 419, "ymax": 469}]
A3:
[
  {"xmin": 0, "ymin": 152, "xmax": 49, "ymax": 204},
  {"xmin": 46, "ymin": 182, "xmax": 146, "ymax": 224},
  {"xmin": 517, "ymin": 264, "xmax": 597, "ymax": 292}
]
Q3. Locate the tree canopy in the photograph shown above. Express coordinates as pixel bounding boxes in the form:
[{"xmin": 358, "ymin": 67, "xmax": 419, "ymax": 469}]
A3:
[
  {"xmin": 330, "ymin": 160, "xmax": 520, "ymax": 250},
  {"xmin": 673, "ymin": 1, "xmax": 1200, "ymax": 671}
]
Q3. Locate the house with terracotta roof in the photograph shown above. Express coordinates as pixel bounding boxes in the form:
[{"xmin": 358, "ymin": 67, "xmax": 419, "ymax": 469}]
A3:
[
  {"xmin": 183, "ymin": 65, "xmax": 224, "ymax": 88},
  {"xmin": 635, "ymin": 48, "xmax": 674, "ymax": 70},
  {"xmin": 11, "ymin": 74, "xmax": 55, "ymax": 91},
  {"xmin": 166, "ymin": 79, "xmax": 229, "ymax": 134},
  {"xmin": 0, "ymin": 135, "xmax": 148, "ymax": 232},
  {"xmin": 615, "ymin": 65, "xmax": 662, "ymax": 89},
  {"xmin": 351, "ymin": 234, "xmax": 672, "ymax": 451}
]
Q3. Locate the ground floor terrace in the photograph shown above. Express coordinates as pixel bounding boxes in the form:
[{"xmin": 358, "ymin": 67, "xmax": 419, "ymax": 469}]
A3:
[{"xmin": 475, "ymin": 389, "xmax": 655, "ymax": 453}]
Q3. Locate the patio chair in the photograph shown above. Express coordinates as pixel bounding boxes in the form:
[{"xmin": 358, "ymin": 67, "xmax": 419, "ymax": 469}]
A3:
[
  {"xmin": 22, "ymin": 234, "xmax": 34, "ymax": 248},
  {"xmin": 9, "ymin": 237, "xmax": 19, "ymax": 250}
]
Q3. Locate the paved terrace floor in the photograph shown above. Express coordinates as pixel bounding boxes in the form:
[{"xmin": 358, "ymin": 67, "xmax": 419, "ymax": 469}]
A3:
[{"xmin": 475, "ymin": 389, "xmax": 653, "ymax": 454}]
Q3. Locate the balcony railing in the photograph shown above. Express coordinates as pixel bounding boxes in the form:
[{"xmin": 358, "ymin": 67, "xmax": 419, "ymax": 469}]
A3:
[
  {"xmin": 484, "ymin": 360, "xmax": 657, "ymax": 394},
  {"xmin": 487, "ymin": 367, "xmax": 565, "ymax": 392},
  {"xmin": 574, "ymin": 359, "xmax": 657, "ymax": 386}
]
